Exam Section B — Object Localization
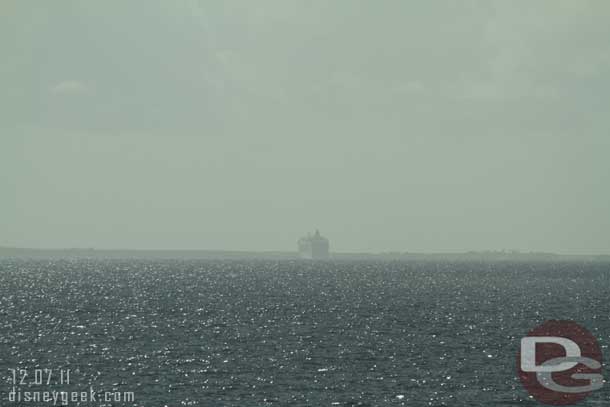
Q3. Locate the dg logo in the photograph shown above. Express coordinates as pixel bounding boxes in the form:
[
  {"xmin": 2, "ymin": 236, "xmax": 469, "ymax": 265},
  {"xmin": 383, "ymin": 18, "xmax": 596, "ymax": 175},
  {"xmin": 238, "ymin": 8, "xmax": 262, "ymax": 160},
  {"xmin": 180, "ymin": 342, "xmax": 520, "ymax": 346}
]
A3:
[{"xmin": 517, "ymin": 320, "xmax": 604, "ymax": 405}]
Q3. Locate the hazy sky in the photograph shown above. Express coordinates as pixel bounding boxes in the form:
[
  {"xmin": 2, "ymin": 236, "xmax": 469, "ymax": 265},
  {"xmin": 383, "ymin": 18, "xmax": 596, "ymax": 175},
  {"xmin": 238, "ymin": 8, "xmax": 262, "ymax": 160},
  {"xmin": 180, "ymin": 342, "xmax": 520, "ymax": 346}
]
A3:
[{"xmin": 2, "ymin": 1, "xmax": 609, "ymax": 253}]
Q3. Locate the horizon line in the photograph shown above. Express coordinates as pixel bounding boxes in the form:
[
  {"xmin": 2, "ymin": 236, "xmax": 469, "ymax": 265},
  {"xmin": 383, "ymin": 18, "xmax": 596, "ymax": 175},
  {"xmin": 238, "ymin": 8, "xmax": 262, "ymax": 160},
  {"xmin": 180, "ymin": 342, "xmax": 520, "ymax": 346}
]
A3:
[{"xmin": 1, "ymin": 246, "xmax": 609, "ymax": 258}]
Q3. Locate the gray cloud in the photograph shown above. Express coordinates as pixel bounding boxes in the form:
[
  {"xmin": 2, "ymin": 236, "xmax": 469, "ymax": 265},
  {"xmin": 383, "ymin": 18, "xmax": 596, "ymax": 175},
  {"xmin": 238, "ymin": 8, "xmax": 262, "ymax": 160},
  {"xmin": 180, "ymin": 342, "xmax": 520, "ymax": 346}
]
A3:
[{"xmin": 50, "ymin": 80, "xmax": 91, "ymax": 95}]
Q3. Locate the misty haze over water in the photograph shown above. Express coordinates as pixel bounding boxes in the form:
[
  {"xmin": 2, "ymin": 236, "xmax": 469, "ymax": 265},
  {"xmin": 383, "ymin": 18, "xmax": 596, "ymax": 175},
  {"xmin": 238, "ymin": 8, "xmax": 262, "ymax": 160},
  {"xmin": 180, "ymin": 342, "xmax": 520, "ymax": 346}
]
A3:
[{"xmin": 2, "ymin": 1, "xmax": 610, "ymax": 255}]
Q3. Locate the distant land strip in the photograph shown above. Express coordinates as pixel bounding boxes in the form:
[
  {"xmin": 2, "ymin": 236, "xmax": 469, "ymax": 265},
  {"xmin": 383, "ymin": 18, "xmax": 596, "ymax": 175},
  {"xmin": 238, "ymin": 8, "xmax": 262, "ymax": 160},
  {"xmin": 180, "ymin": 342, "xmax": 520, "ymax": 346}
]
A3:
[{"xmin": 0, "ymin": 247, "xmax": 609, "ymax": 262}]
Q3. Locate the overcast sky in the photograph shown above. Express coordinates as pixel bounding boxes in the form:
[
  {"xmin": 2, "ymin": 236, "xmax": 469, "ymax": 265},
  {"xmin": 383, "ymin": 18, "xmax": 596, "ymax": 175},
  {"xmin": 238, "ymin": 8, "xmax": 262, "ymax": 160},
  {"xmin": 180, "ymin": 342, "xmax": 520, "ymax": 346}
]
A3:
[{"xmin": 1, "ymin": 1, "xmax": 609, "ymax": 253}]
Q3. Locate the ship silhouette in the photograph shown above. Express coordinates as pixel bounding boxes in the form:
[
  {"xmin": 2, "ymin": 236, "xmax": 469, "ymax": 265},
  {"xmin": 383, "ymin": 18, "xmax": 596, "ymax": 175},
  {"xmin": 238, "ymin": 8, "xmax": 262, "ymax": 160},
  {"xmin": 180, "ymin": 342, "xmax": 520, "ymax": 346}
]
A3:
[{"xmin": 298, "ymin": 229, "xmax": 330, "ymax": 259}]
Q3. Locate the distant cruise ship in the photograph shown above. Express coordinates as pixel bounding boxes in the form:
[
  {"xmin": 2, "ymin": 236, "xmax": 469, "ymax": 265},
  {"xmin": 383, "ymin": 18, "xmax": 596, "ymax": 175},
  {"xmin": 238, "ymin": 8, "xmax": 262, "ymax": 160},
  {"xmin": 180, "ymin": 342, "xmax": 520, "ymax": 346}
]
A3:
[{"xmin": 298, "ymin": 230, "xmax": 330, "ymax": 259}]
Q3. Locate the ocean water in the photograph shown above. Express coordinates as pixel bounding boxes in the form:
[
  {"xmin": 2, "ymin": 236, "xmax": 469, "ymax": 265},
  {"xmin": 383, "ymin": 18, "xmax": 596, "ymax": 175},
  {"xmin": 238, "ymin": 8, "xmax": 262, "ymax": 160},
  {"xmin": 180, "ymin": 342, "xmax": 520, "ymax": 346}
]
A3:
[{"xmin": 0, "ymin": 258, "xmax": 609, "ymax": 406}]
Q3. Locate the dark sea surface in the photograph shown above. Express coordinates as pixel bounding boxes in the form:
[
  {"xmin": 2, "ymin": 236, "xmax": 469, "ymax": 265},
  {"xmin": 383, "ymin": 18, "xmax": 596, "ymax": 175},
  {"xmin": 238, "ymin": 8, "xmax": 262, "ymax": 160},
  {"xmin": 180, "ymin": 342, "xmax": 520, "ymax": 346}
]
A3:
[{"xmin": 0, "ymin": 258, "xmax": 609, "ymax": 406}]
